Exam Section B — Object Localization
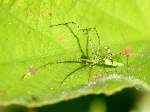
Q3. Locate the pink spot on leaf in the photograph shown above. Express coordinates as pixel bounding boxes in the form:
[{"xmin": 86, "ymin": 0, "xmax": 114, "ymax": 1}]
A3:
[
  {"xmin": 121, "ymin": 46, "xmax": 134, "ymax": 56},
  {"xmin": 57, "ymin": 35, "xmax": 65, "ymax": 44},
  {"xmin": 27, "ymin": 66, "xmax": 36, "ymax": 76},
  {"xmin": 22, "ymin": 66, "xmax": 37, "ymax": 79}
]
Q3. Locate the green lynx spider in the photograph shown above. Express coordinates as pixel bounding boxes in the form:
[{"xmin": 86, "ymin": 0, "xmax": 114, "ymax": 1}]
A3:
[{"xmin": 23, "ymin": 22, "xmax": 124, "ymax": 86}]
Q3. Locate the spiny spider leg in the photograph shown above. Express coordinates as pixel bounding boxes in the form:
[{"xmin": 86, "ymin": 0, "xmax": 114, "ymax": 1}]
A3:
[
  {"xmin": 120, "ymin": 32, "xmax": 130, "ymax": 66},
  {"xmin": 126, "ymin": 55, "xmax": 129, "ymax": 66},
  {"xmin": 50, "ymin": 22, "xmax": 86, "ymax": 57},
  {"xmin": 59, "ymin": 65, "xmax": 87, "ymax": 87},
  {"xmin": 37, "ymin": 60, "xmax": 82, "ymax": 70},
  {"xmin": 79, "ymin": 27, "xmax": 101, "ymax": 57},
  {"xmin": 80, "ymin": 29, "xmax": 90, "ymax": 57},
  {"xmin": 80, "ymin": 28, "xmax": 100, "ymax": 47},
  {"xmin": 88, "ymin": 67, "xmax": 92, "ymax": 82},
  {"xmin": 88, "ymin": 28, "xmax": 100, "ymax": 48},
  {"xmin": 22, "ymin": 60, "xmax": 82, "ymax": 79}
]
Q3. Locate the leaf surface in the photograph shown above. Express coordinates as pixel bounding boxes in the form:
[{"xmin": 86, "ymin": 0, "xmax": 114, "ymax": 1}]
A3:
[{"xmin": 0, "ymin": 0, "xmax": 150, "ymax": 107}]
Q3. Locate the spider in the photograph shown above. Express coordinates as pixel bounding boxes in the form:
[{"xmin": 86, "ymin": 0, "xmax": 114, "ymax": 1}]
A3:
[{"xmin": 22, "ymin": 22, "xmax": 124, "ymax": 86}]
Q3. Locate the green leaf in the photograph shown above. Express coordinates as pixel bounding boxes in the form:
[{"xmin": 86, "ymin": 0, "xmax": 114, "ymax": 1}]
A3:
[{"xmin": 0, "ymin": 0, "xmax": 150, "ymax": 107}]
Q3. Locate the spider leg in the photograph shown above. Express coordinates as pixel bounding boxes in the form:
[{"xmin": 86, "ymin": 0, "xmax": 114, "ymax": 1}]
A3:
[
  {"xmin": 79, "ymin": 27, "xmax": 101, "ymax": 58},
  {"xmin": 90, "ymin": 28, "xmax": 100, "ymax": 49},
  {"xmin": 120, "ymin": 32, "xmax": 130, "ymax": 67},
  {"xmin": 126, "ymin": 55, "xmax": 129, "ymax": 66},
  {"xmin": 79, "ymin": 28, "xmax": 100, "ymax": 44},
  {"xmin": 126, "ymin": 55, "xmax": 129, "ymax": 73},
  {"xmin": 37, "ymin": 60, "xmax": 82, "ymax": 70},
  {"xmin": 59, "ymin": 65, "xmax": 86, "ymax": 87},
  {"xmin": 79, "ymin": 29, "xmax": 89, "ymax": 58},
  {"xmin": 50, "ymin": 22, "xmax": 85, "ymax": 57},
  {"xmin": 22, "ymin": 60, "xmax": 82, "ymax": 79},
  {"xmin": 88, "ymin": 67, "xmax": 92, "ymax": 82}
]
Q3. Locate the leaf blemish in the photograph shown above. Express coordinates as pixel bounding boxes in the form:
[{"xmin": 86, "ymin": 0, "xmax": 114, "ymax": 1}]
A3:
[
  {"xmin": 121, "ymin": 46, "xmax": 134, "ymax": 56},
  {"xmin": 22, "ymin": 66, "xmax": 37, "ymax": 79},
  {"xmin": 28, "ymin": 10, "xmax": 34, "ymax": 16},
  {"xmin": 40, "ymin": 10, "xmax": 46, "ymax": 17},
  {"xmin": 57, "ymin": 35, "xmax": 65, "ymax": 44},
  {"xmin": 27, "ymin": 66, "xmax": 36, "ymax": 75}
]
